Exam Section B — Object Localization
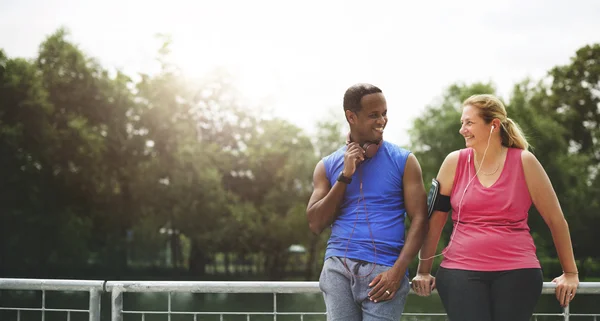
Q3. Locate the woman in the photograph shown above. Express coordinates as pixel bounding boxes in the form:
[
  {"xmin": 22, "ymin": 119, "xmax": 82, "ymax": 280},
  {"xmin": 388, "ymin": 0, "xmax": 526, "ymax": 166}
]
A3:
[{"xmin": 411, "ymin": 94, "xmax": 579, "ymax": 321}]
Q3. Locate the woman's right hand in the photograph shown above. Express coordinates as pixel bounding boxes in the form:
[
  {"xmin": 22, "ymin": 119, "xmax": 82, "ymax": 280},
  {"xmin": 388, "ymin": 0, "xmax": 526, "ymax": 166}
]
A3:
[{"xmin": 411, "ymin": 273, "xmax": 436, "ymax": 296}]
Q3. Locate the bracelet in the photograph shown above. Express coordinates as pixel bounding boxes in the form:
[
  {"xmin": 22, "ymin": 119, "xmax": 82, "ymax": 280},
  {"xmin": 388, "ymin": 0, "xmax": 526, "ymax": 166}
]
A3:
[{"xmin": 563, "ymin": 271, "xmax": 579, "ymax": 274}]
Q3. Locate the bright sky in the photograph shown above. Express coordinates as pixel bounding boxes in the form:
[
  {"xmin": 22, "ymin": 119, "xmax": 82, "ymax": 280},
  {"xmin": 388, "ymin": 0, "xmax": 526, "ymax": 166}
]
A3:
[{"xmin": 2, "ymin": 0, "xmax": 599, "ymax": 146}]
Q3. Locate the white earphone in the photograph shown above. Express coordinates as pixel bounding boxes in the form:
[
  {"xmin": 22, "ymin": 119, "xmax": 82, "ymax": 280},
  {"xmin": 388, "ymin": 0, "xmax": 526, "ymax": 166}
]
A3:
[{"xmin": 419, "ymin": 122, "xmax": 497, "ymax": 262}]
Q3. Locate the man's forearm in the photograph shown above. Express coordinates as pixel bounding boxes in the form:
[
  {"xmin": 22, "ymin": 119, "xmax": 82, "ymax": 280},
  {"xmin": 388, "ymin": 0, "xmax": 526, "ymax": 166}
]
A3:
[
  {"xmin": 391, "ymin": 215, "xmax": 429, "ymax": 275},
  {"xmin": 307, "ymin": 181, "xmax": 347, "ymax": 234}
]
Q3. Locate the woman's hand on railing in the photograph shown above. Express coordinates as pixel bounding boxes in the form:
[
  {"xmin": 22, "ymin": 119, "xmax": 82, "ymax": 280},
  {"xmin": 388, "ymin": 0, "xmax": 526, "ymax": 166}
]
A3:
[
  {"xmin": 411, "ymin": 273, "xmax": 436, "ymax": 296},
  {"xmin": 552, "ymin": 273, "xmax": 579, "ymax": 307}
]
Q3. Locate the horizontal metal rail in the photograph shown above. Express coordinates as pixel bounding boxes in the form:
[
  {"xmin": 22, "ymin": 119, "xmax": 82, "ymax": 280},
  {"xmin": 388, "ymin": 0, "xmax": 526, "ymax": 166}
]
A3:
[
  {"xmin": 2, "ymin": 279, "xmax": 600, "ymax": 321},
  {"xmin": 103, "ymin": 280, "xmax": 600, "ymax": 294},
  {"xmin": 0, "ymin": 279, "xmax": 105, "ymax": 291}
]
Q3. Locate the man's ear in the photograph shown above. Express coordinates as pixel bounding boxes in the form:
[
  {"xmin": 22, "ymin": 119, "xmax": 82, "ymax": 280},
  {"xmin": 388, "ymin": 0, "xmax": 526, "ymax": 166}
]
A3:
[{"xmin": 345, "ymin": 110, "xmax": 356, "ymax": 124}]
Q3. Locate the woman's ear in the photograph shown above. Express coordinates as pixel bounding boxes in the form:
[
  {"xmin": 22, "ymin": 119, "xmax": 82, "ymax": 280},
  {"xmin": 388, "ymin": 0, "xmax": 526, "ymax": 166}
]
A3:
[{"xmin": 493, "ymin": 120, "xmax": 501, "ymax": 132}]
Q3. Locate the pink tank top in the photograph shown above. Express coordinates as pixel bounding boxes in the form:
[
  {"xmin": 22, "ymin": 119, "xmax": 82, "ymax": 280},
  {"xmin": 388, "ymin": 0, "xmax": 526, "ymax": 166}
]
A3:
[{"xmin": 440, "ymin": 147, "xmax": 541, "ymax": 271}]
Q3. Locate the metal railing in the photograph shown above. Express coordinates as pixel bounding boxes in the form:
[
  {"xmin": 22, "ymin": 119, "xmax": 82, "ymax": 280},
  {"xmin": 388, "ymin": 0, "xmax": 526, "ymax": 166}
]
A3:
[
  {"xmin": 0, "ymin": 279, "xmax": 103, "ymax": 321},
  {"xmin": 1, "ymin": 278, "xmax": 600, "ymax": 321}
]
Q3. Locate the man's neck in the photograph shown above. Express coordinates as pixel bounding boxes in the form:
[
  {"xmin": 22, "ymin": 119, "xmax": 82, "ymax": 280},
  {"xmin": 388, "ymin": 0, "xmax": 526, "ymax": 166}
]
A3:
[{"xmin": 349, "ymin": 132, "xmax": 380, "ymax": 147}]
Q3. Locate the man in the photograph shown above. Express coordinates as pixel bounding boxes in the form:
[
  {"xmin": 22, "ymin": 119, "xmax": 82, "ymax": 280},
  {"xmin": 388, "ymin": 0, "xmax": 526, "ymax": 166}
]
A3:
[{"xmin": 306, "ymin": 83, "xmax": 428, "ymax": 320}]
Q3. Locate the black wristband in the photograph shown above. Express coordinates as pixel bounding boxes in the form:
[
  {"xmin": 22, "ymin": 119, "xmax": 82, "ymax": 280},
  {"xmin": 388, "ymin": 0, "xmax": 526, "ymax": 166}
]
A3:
[{"xmin": 337, "ymin": 171, "xmax": 352, "ymax": 184}]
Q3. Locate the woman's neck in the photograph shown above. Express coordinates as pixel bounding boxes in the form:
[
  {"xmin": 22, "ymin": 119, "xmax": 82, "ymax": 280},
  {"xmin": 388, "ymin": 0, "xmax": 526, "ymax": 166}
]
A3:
[{"xmin": 473, "ymin": 142, "xmax": 505, "ymax": 165}]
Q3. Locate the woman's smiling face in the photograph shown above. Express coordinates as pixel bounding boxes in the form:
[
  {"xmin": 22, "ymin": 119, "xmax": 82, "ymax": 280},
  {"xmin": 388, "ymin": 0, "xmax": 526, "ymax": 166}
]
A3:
[{"xmin": 459, "ymin": 104, "xmax": 493, "ymax": 148}]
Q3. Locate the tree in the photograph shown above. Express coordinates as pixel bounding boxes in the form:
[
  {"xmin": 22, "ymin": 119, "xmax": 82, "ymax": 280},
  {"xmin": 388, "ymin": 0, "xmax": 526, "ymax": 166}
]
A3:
[{"xmin": 535, "ymin": 44, "xmax": 600, "ymax": 275}]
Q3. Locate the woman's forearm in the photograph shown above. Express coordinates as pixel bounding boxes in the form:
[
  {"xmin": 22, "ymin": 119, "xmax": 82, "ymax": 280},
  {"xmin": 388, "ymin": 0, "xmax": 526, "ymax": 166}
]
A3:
[{"xmin": 548, "ymin": 217, "xmax": 578, "ymax": 273}]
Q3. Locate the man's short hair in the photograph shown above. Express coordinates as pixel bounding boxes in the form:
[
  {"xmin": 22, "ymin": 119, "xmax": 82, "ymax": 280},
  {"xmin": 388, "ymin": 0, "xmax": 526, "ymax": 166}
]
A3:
[{"xmin": 343, "ymin": 83, "xmax": 383, "ymax": 114}]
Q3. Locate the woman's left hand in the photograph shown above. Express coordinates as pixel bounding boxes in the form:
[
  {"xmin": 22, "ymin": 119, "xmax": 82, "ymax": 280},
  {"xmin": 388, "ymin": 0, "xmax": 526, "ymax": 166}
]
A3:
[{"xmin": 552, "ymin": 273, "xmax": 579, "ymax": 307}]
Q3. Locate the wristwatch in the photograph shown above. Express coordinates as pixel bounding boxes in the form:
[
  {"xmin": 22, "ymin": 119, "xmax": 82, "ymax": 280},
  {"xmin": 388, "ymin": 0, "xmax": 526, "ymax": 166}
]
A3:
[{"xmin": 337, "ymin": 171, "xmax": 352, "ymax": 184}]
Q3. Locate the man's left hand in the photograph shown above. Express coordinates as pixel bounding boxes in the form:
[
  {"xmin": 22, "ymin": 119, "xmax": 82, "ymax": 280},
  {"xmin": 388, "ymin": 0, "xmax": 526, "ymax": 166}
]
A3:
[{"xmin": 368, "ymin": 269, "xmax": 404, "ymax": 303}]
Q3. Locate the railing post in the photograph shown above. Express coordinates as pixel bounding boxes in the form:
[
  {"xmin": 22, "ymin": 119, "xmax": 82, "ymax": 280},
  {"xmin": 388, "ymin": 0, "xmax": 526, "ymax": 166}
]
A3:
[
  {"xmin": 168, "ymin": 292, "xmax": 172, "ymax": 321},
  {"xmin": 111, "ymin": 287, "xmax": 123, "ymax": 321},
  {"xmin": 273, "ymin": 293, "xmax": 277, "ymax": 321},
  {"xmin": 42, "ymin": 289, "xmax": 46, "ymax": 321},
  {"xmin": 564, "ymin": 304, "xmax": 570, "ymax": 321},
  {"xmin": 89, "ymin": 288, "xmax": 101, "ymax": 321}
]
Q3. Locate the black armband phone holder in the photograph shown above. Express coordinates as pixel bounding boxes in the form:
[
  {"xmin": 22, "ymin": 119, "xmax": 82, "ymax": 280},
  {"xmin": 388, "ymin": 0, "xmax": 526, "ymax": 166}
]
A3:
[{"xmin": 427, "ymin": 178, "xmax": 451, "ymax": 218}]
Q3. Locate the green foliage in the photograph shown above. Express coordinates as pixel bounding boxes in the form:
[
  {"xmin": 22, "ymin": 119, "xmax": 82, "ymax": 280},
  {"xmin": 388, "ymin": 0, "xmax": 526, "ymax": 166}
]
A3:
[
  {"xmin": 0, "ymin": 29, "xmax": 329, "ymax": 279},
  {"xmin": 542, "ymin": 45, "xmax": 600, "ymax": 268},
  {"xmin": 1, "ymin": 28, "xmax": 598, "ymax": 280}
]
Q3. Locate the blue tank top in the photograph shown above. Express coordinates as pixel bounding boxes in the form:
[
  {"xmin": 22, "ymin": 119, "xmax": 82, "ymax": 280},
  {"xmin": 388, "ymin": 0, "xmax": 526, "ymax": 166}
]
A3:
[{"xmin": 322, "ymin": 141, "xmax": 410, "ymax": 267}]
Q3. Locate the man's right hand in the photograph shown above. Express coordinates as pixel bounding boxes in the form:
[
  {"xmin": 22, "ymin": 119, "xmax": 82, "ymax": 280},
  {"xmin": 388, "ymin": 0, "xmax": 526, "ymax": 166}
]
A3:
[
  {"xmin": 411, "ymin": 273, "xmax": 436, "ymax": 296},
  {"xmin": 343, "ymin": 143, "xmax": 365, "ymax": 176}
]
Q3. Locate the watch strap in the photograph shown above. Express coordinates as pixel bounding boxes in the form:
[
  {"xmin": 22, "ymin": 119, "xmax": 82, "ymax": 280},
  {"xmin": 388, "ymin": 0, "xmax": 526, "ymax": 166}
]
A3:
[{"xmin": 337, "ymin": 171, "xmax": 352, "ymax": 184}]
